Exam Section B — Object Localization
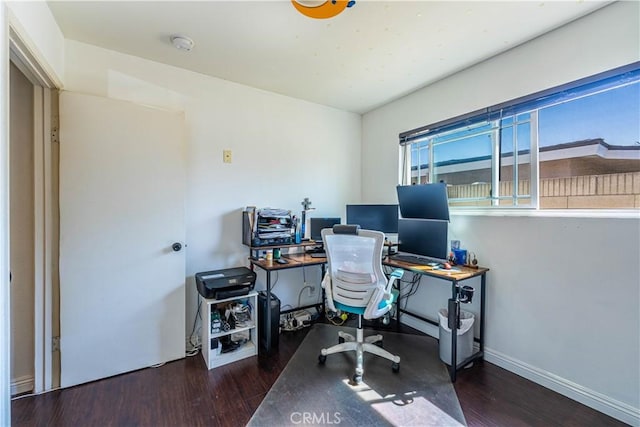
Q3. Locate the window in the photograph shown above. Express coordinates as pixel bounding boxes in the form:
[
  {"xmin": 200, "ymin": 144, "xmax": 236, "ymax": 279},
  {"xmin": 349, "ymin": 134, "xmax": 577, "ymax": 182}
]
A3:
[{"xmin": 400, "ymin": 63, "xmax": 640, "ymax": 210}]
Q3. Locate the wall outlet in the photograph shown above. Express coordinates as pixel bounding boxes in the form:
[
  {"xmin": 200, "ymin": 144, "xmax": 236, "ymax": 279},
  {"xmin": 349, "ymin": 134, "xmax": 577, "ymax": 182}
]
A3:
[{"xmin": 223, "ymin": 149, "xmax": 232, "ymax": 163}]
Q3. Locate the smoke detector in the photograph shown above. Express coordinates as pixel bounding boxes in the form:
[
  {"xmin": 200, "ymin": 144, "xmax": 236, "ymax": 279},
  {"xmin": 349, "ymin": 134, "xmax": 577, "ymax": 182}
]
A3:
[{"xmin": 170, "ymin": 34, "xmax": 194, "ymax": 52}]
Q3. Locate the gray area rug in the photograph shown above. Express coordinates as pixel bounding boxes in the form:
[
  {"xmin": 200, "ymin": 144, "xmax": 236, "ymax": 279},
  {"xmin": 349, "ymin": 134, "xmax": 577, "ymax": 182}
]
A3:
[{"xmin": 248, "ymin": 323, "xmax": 466, "ymax": 426}]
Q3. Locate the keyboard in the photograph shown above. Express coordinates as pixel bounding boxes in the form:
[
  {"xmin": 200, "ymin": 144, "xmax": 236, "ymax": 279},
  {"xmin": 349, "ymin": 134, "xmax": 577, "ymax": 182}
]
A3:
[{"xmin": 390, "ymin": 254, "xmax": 441, "ymax": 266}]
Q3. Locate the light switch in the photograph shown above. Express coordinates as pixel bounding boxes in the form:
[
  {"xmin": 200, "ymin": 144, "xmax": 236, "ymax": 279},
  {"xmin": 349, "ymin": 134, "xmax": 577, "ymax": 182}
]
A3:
[{"xmin": 223, "ymin": 150, "xmax": 232, "ymax": 163}]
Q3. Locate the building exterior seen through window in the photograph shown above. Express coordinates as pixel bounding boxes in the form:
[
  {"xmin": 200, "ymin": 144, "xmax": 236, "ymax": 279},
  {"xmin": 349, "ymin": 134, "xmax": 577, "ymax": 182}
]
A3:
[{"xmin": 402, "ymin": 66, "xmax": 640, "ymax": 210}]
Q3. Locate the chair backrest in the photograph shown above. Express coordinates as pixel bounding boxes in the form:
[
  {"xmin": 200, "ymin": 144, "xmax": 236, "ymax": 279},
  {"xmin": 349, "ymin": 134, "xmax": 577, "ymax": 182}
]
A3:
[{"xmin": 321, "ymin": 225, "xmax": 386, "ymax": 309}]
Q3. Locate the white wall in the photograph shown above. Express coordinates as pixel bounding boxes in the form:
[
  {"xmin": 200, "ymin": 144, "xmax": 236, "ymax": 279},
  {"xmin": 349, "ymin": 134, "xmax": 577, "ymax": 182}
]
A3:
[
  {"xmin": 63, "ymin": 39, "xmax": 362, "ymax": 344},
  {"xmin": 362, "ymin": 2, "xmax": 640, "ymax": 425}
]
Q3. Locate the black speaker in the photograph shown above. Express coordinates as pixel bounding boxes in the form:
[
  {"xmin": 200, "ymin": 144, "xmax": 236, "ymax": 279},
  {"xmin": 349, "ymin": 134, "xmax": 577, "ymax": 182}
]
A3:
[{"xmin": 258, "ymin": 291, "xmax": 280, "ymax": 352}]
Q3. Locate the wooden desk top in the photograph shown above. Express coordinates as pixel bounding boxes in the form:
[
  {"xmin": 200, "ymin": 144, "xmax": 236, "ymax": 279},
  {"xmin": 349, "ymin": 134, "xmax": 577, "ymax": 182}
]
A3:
[
  {"xmin": 249, "ymin": 253, "xmax": 327, "ymax": 271},
  {"xmin": 383, "ymin": 256, "xmax": 488, "ymax": 281}
]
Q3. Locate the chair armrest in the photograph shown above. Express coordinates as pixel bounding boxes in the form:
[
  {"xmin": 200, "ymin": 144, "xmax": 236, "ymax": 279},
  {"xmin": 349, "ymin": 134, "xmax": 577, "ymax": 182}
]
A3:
[
  {"xmin": 322, "ymin": 272, "xmax": 336, "ymax": 312},
  {"xmin": 363, "ymin": 270, "xmax": 403, "ymax": 320},
  {"xmin": 385, "ymin": 269, "xmax": 404, "ymax": 294}
]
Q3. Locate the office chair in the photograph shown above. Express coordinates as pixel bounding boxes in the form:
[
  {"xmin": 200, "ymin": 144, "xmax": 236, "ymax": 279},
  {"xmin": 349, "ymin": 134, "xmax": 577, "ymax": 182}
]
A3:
[{"xmin": 318, "ymin": 225, "xmax": 404, "ymax": 384}]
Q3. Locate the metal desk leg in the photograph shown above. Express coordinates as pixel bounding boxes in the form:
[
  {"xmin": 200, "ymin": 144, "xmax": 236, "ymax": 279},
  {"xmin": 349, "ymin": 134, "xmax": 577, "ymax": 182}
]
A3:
[
  {"xmin": 321, "ymin": 264, "xmax": 326, "ymax": 318},
  {"xmin": 265, "ymin": 270, "xmax": 272, "ymax": 354},
  {"xmin": 396, "ymin": 276, "xmax": 402, "ymax": 332},
  {"xmin": 480, "ymin": 273, "xmax": 486, "ymax": 353},
  {"xmin": 450, "ymin": 280, "xmax": 458, "ymax": 382}
]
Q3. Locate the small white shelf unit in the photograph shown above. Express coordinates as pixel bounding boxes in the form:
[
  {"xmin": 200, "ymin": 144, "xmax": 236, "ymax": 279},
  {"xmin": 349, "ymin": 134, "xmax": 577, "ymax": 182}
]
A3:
[{"xmin": 201, "ymin": 291, "xmax": 259, "ymax": 369}]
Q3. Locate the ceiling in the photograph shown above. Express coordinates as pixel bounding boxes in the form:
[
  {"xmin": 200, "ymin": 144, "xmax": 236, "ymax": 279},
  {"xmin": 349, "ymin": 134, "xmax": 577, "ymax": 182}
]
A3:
[{"xmin": 47, "ymin": 1, "xmax": 610, "ymax": 114}]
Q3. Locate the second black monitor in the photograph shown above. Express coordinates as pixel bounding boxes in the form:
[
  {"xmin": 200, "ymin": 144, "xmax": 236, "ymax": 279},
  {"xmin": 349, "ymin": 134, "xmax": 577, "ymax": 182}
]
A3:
[
  {"xmin": 310, "ymin": 217, "xmax": 341, "ymax": 242},
  {"xmin": 397, "ymin": 218, "xmax": 448, "ymax": 261},
  {"xmin": 346, "ymin": 204, "xmax": 399, "ymax": 233}
]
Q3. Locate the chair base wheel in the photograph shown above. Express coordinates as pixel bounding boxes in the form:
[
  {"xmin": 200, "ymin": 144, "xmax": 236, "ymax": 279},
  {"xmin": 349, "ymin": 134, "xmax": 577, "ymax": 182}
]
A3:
[
  {"xmin": 338, "ymin": 337, "xmax": 345, "ymax": 344},
  {"xmin": 392, "ymin": 362, "xmax": 400, "ymax": 373},
  {"xmin": 318, "ymin": 354, "xmax": 327, "ymax": 364},
  {"xmin": 352, "ymin": 374, "xmax": 362, "ymax": 384}
]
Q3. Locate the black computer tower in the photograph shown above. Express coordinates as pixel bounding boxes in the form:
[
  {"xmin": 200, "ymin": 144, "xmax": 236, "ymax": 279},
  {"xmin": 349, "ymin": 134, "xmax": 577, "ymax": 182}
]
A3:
[{"xmin": 258, "ymin": 291, "xmax": 280, "ymax": 352}]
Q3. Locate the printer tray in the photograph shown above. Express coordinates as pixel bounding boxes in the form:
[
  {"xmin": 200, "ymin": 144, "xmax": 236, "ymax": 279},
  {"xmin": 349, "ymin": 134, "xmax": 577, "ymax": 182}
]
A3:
[{"xmin": 214, "ymin": 286, "xmax": 253, "ymax": 300}]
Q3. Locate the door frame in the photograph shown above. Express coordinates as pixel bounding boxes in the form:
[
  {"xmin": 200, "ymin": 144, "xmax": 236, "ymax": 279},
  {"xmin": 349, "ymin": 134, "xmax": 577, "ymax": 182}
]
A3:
[
  {"xmin": 2, "ymin": 4, "xmax": 11, "ymax": 424},
  {"xmin": 7, "ymin": 20, "xmax": 61, "ymax": 394}
]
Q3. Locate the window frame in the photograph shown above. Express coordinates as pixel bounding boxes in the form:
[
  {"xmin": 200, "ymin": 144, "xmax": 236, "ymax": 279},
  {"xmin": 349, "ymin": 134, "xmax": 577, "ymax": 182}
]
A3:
[{"xmin": 399, "ymin": 62, "xmax": 639, "ymax": 216}]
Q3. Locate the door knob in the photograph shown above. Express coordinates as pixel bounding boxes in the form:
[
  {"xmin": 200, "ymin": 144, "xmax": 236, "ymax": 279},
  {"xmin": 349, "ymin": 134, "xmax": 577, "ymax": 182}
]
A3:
[{"xmin": 172, "ymin": 242, "xmax": 182, "ymax": 252}]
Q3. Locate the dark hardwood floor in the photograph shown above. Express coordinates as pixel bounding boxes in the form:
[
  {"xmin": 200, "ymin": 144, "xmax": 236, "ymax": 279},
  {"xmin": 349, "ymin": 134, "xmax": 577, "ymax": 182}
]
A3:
[{"xmin": 11, "ymin": 324, "xmax": 626, "ymax": 427}]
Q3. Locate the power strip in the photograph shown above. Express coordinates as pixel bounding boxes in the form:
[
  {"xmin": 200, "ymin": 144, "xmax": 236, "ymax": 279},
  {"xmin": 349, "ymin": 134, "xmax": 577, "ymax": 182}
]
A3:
[
  {"xmin": 294, "ymin": 312, "xmax": 311, "ymax": 325},
  {"xmin": 280, "ymin": 310, "xmax": 312, "ymax": 332}
]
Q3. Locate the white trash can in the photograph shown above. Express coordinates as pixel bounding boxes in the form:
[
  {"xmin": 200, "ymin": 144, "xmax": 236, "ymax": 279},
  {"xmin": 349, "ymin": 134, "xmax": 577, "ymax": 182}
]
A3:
[{"xmin": 438, "ymin": 308, "xmax": 475, "ymax": 367}]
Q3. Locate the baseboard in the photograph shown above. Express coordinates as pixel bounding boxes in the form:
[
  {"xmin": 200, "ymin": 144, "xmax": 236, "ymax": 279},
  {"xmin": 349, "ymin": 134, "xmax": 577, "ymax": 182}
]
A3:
[
  {"xmin": 485, "ymin": 348, "xmax": 640, "ymax": 426},
  {"xmin": 11, "ymin": 375, "xmax": 34, "ymax": 396},
  {"xmin": 399, "ymin": 315, "xmax": 640, "ymax": 426}
]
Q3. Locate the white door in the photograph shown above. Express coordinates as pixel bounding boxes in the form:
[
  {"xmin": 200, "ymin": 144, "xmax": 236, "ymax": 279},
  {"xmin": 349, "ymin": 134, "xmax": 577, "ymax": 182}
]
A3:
[{"xmin": 59, "ymin": 92, "xmax": 186, "ymax": 388}]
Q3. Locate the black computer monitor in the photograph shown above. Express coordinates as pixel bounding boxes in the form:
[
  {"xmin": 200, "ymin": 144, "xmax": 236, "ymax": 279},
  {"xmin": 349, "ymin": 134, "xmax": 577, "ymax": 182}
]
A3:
[
  {"xmin": 397, "ymin": 218, "xmax": 448, "ymax": 261},
  {"xmin": 346, "ymin": 204, "xmax": 399, "ymax": 233},
  {"xmin": 396, "ymin": 183, "xmax": 450, "ymax": 221},
  {"xmin": 310, "ymin": 217, "xmax": 341, "ymax": 242}
]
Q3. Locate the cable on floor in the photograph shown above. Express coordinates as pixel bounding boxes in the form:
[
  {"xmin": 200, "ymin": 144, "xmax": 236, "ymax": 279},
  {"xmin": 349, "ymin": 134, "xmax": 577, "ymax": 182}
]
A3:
[{"xmin": 186, "ymin": 295, "xmax": 202, "ymax": 356}]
